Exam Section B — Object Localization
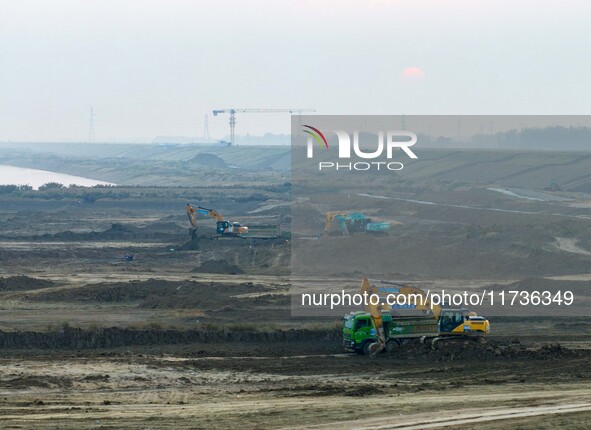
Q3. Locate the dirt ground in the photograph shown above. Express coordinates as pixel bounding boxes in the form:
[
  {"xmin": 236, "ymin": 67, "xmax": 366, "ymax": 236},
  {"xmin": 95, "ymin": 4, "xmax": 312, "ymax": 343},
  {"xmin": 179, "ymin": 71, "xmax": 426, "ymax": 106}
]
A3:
[
  {"xmin": 1, "ymin": 149, "xmax": 590, "ymax": 428},
  {"xmin": 0, "ymin": 340, "xmax": 590, "ymax": 429}
]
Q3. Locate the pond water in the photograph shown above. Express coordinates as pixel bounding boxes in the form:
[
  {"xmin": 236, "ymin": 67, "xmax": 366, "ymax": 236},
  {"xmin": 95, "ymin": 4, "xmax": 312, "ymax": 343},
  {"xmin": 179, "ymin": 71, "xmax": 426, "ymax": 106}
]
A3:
[{"xmin": 0, "ymin": 165, "xmax": 115, "ymax": 190}]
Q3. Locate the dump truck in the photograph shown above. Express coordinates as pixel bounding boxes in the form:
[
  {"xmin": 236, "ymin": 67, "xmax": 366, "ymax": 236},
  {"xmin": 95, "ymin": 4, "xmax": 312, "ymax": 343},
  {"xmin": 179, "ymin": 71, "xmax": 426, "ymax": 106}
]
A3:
[
  {"xmin": 343, "ymin": 311, "xmax": 438, "ymax": 355},
  {"xmin": 342, "ymin": 278, "xmax": 490, "ymax": 356}
]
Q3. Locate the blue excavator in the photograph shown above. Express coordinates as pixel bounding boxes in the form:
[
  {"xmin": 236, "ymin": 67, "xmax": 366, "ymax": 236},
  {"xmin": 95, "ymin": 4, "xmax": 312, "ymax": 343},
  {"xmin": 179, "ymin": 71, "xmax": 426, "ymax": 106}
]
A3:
[{"xmin": 325, "ymin": 211, "xmax": 390, "ymax": 236}]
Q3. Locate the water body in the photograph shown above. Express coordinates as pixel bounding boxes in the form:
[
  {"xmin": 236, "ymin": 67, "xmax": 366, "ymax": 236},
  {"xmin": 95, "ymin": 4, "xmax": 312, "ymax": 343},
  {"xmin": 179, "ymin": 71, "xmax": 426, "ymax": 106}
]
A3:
[{"xmin": 0, "ymin": 165, "xmax": 114, "ymax": 189}]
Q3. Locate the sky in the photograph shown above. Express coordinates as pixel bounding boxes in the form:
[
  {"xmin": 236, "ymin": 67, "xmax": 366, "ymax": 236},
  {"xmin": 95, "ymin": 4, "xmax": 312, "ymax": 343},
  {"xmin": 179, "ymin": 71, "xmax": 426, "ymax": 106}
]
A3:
[{"xmin": 0, "ymin": 0, "xmax": 590, "ymax": 142}]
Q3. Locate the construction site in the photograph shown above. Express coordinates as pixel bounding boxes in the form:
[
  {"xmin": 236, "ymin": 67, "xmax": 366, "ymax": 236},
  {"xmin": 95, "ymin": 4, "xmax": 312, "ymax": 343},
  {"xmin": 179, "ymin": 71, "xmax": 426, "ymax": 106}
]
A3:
[
  {"xmin": 3, "ymin": 0, "xmax": 591, "ymax": 426},
  {"xmin": 0, "ymin": 140, "xmax": 590, "ymax": 428}
]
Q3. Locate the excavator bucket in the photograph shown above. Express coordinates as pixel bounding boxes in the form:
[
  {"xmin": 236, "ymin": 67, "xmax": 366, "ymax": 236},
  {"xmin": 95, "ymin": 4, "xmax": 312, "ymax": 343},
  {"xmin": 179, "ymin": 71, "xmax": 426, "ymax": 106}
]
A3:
[
  {"xmin": 360, "ymin": 278, "xmax": 388, "ymax": 357},
  {"xmin": 369, "ymin": 341, "xmax": 385, "ymax": 357}
]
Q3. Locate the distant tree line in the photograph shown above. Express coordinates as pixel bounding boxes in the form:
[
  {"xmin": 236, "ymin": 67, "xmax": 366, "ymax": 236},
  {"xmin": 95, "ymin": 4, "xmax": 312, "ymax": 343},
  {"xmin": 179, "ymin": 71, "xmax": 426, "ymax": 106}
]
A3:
[
  {"xmin": 0, "ymin": 184, "xmax": 33, "ymax": 194},
  {"xmin": 477, "ymin": 126, "xmax": 591, "ymax": 150},
  {"xmin": 0, "ymin": 182, "xmax": 282, "ymax": 203},
  {"xmin": 420, "ymin": 126, "xmax": 591, "ymax": 150}
]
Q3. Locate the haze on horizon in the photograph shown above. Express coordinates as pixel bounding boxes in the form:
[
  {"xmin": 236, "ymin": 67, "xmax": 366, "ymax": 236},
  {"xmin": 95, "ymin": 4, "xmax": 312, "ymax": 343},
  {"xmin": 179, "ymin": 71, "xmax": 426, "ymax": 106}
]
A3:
[{"xmin": 1, "ymin": 0, "xmax": 590, "ymax": 143}]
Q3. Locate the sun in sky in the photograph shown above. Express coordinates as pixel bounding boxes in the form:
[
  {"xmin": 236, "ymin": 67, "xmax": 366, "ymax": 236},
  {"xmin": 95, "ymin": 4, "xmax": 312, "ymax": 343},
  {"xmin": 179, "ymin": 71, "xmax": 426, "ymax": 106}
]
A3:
[{"xmin": 401, "ymin": 66, "xmax": 426, "ymax": 83}]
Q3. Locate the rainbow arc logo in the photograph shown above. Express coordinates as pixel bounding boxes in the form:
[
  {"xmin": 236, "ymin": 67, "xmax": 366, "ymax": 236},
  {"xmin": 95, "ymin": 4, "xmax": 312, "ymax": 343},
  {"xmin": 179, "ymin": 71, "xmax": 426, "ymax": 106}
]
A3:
[{"xmin": 302, "ymin": 125, "xmax": 328, "ymax": 149}]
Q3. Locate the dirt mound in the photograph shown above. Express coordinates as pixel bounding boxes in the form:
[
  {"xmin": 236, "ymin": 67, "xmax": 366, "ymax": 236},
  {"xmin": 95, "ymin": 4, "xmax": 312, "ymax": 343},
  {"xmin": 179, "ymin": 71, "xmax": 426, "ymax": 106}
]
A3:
[
  {"xmin": 390, "ymin": 338, "xmax": 573, "ymax": 362},
  {"xmin": 554, "ymin": 321, "xmax": 591, "ymax": 331},
  {"xmin": 0, "ymin": 327, "xmax": 339, "ymax": 350},
  {"xmin": 0, "ymin": 375, "xmax": 72, "ymax": 389},
  {"xmin": 8, "ymin": 222, "xmax": 185, "ymax": 242},
  {"xmin": 192, "ymin": 259, "xmax": 244, "ymax": 274},
  {"xmin": 0, "ymin": 276, "xmax": 53, "ymax": 292},
  {"xmin": 29, "ymin": 279, "xmax": 269, "ymax": 310},
  {"xmin": 189, "ymin": 153, "xmax": 227, "ymax": 168},
  {"xmin": 178, "ymin": 235, "xmax": 201, "ymax": 251},
  {"xmin": 147, "ymin": 221, "xmax": 185, "ymax": 231}
]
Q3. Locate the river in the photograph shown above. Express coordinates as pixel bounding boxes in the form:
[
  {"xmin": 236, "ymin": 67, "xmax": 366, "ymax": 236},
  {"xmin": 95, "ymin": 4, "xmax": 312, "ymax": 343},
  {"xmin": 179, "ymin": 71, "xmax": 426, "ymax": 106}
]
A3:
[{"xmin": 0, "ymin": 165, "xmax": 115, "ymax": 189}]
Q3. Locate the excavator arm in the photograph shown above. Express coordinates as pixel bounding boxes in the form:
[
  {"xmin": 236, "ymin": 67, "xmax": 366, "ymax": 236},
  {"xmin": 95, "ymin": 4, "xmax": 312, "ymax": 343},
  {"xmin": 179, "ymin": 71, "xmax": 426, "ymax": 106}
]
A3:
[
  {"xmin": 396, "ymin": 284, "xmax": 441, "ymax": 319},
  {"xmin": 186, "ymin": 204, "xmax": 198, "ymax": 228},
  {"xmin": 360, "ymin": 278, "xmax": 388, "ymax": 356},
  {"xmin": 186, "ymin": 204, "xmax": 224, "ymax": 239},
  {"xmin": 360, "ymin": 277, "xmax": 441, "ymax": 356},
  {"xmin": 197, "ymin": 206, "xmax": 223, "ymax": 222},
  {"xmin": 325, "ymin": 211, "xmax": 348, "ymax": 235},
  {"xmin": 186, "ymin": 203, "xmax": 224, "ymax": 225}
]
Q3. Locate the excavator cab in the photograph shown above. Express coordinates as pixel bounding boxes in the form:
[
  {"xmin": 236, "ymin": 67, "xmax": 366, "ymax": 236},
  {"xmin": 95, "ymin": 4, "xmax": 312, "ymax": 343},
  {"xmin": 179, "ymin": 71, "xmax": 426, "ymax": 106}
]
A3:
[
  {"xmin": 438, "ymin": 309, "xmax": 468, "ymax": 333},
  {"xmin": 217, "ymin": 221, "xmax": 231, "ymax": 235},
  {"xmin": 438, "ymin": 309, "xmax": 490, "ymax": 335},
  {"xmin": 216, "ymin": 220, "xmax": 248, "ymax": 236}
]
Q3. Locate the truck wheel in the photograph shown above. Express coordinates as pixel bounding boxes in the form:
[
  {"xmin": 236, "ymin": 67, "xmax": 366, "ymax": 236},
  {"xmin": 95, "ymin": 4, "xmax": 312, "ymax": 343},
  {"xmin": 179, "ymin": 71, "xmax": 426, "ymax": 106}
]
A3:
[
  {"xmin": 362, "ymin": 341, "xmax": 376, "ymax": 356},
  {"xmin": 431, "ymin": 337, "xmax": 440, "ymax": 350},
  {"xmin": 385, "ymin": 340, "xmax": 400, "ymax": 353}
]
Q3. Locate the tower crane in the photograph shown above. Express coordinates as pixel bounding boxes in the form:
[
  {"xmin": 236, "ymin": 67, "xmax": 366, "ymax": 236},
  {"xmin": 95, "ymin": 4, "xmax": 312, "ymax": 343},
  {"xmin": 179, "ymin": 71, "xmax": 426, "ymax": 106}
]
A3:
[{"xmin": 212, "ymin": 108, "xmax": 316, "ymax": 146}]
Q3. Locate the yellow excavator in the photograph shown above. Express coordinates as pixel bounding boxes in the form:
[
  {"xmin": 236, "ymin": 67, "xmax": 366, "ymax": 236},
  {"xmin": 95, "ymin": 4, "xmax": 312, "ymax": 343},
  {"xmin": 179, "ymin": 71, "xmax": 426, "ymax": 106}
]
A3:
[
  {"xmin": 186, "ymin": 203, "xmax": 249, "ymax": 239},
  {"xmin": 342, "ymin": 278, "xmax": 490, "ymax": 356}
]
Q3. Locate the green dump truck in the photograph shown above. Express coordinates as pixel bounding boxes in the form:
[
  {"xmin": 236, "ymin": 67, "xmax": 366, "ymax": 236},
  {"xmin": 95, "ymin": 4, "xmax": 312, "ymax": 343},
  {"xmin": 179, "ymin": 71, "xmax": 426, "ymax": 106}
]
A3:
[{"xmin": 342, "ymin": 311, "xmax": 438, "ymax": 355}]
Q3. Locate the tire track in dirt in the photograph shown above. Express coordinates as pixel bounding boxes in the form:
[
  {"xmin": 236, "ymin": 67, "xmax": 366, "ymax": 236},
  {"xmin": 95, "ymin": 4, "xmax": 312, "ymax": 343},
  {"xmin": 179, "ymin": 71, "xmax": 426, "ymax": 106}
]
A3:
[{"xmin": 288, "ymin": 403, "xmax": 591, "ymax": 430}]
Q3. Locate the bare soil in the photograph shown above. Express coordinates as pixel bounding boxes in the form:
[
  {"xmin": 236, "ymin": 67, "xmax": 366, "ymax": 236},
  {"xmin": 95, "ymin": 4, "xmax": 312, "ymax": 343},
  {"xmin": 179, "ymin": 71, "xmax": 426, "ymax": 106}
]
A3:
[
  {"xmin": 0, "ymin": 340, "xmax": 589, "ymax": 429},
  {"xmin": 0, "ymin": 147, "xmax": 590, "ymax": 428}
]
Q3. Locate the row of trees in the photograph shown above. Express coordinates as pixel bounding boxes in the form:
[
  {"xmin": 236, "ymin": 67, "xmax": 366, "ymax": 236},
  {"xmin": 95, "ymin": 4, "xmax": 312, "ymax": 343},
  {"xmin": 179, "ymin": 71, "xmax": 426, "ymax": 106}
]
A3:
[
  {"xmin": 0, "ymin": 182, "xmax": 117, "ymax": 194},
  {"xmin": 419, "ymin": 126, "xmax": 591, "ymax": 150}
]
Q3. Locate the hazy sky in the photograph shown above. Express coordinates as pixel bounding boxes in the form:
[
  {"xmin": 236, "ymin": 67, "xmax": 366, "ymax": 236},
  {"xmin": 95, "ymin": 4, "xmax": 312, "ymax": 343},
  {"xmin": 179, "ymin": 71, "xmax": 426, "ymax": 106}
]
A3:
[{"xmin": 1, "ymin": 0, "xmax": 590, "ymax": 142}]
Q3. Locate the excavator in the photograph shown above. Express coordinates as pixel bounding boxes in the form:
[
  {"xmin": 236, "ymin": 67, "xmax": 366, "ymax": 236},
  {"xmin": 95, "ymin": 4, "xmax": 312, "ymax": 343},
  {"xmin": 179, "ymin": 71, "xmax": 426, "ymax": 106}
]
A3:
[
  {"xmin": 342, "ymin": 278, "xmax": 490, "ymax": 356},
  {"xmin": 325, "ymin": 211, "xmax": 390, "ymax": 236},
  {"xmin": 186, "ymin": 203, "xmax": 248, "ymax": 239}
]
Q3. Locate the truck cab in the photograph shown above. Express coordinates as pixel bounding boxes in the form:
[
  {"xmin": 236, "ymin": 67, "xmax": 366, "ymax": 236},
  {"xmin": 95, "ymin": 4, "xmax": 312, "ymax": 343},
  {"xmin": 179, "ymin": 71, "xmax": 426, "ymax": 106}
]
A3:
[{"xmin": 342, "ymin": 312, "xmax": 375, "ymax": 354}]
